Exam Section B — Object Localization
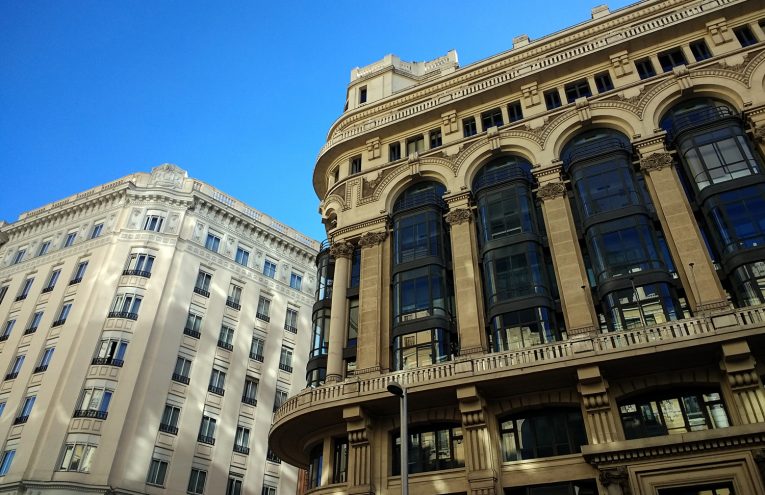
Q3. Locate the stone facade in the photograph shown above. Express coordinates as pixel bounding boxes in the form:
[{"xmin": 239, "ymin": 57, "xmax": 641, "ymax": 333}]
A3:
[{"xmin": 0, "ymin": 164, "xmax": 318, "ymax": 494}]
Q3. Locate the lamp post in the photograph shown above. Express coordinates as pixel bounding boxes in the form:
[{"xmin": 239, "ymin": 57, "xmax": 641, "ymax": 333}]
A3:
[{"xmin": 387, "ymin": 380, "xmax": 408, "ymax": 495}]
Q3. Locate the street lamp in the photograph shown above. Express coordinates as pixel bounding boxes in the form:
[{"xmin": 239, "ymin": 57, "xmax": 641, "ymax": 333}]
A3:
[{"xmin": 387, "ymin": 380, "xmax": 408, "ymax": 495}]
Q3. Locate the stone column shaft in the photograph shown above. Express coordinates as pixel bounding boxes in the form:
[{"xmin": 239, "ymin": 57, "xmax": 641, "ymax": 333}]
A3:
[
  {"xmin": 344, "ymin": 406, "xmax": 374, "ymax": 495},
  {"xmin": 721, "ymin": 340, "xmax": 765, "ymax": 424},
  {"xmin": 357, "ymin": 231, "xmax": 387, "ymax": 374},
  {"xmin": 327, "ymin": 241, "xmax": 353, "ymax": 382}
]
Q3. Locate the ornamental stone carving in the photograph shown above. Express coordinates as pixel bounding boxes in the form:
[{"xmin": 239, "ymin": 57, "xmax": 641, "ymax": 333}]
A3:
[
  {"xmin": 599, "ymin": 467, "xmax": 632, "ymax": 495},
  {"xmin": 445, "ymin": 208, "xmax": 472, "ymax": 225},
  {"xmin": 358, "ymin": 231, "xmax": 387, "ymax": 248},
  {"xmin": 536, "ymin": 182, "xmax": 566, "ymax": 201},
  {"xmin": 330, "ymin": 241, "xmax": 355, "ymax": 259},
  {"xmin": 754, "ymin": 126, "xmax": 765, "ymax": 144},
  {"xmin": 640, "ymin": 152, "xmax": 673, "ymax": 173},
  {"xmin": 150, "ymin": 163, "xmax": 187, "ymax": 189}
]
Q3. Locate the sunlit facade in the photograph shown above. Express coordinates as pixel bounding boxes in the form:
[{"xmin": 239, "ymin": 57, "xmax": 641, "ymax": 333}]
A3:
[
  {"xmin": 0, "ymin": 164, "xmax": 318, "ymax": 495},
  {"xmin": 271, "ymin": 1, "xmax": 765, "ymax": 494}
]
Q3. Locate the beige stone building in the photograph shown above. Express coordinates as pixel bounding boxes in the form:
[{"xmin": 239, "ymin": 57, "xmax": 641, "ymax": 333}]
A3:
[
  {"xmin": 270, "ymin": 1, "xmax": 765, "ymax": 494},
  {"xmin": 0, "ymin": 164, "xmax": 318, "ymax": 495}
]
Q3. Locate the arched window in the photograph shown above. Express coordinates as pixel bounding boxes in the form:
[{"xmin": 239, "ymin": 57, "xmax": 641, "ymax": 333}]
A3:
[
  {"xmin": 498, "ymin": 408, "xmax": 587, "ymax": 461},
  {"xmin": 391, "ymin": 181, "xmax": 455, "ymax": 370},
  {"xmin": 562, "ymin": 129, "xmax": 685, "ymax": 331},
  {"xmin": 472, "ymin": 156, "xmax": 564, "ymax": 351},
  {"xmin": 392, "ymin": 423, "xmax": 464, "ymax": 474},
  {"xmin": 661, "ymin": 98, "xmax": 765, "ymax": 306}
]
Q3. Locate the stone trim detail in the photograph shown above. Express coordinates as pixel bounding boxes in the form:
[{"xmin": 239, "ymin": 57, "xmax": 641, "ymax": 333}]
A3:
[
  {"xmin": 445, "ymin": 208, "xmax": 472, "ymax": 225},
  {"xmin": 330, "ymin": 241, "xmax": 355, "ymax": 259},
  {"xmin": 599, "ymin": 467, "xmax": 631, "ymax": 495},
  {"xmin": 536, "ymin": 182, "xmax": 567, "ymax": 201},
  {"xmin": 358, "ymin": 231, "xmax": 387, "ymax": 248},
  {"xmin": 640, "ymin": 152, "xmax": 673, "ymax": 173},
  {"xmin": 754, "ymin": 126, "xmax": 765, "ymax": 144}
]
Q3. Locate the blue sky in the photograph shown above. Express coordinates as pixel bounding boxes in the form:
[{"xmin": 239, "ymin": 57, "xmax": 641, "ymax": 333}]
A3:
[{"xmin": 1, "ymin": 0, "xmax": 633, "ymax": 242}]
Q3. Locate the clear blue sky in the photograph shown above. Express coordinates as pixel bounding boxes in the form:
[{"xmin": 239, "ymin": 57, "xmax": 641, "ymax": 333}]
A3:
[{"xmin": 1, "ymin": 0, "xmax": 633, "ymax": 242}]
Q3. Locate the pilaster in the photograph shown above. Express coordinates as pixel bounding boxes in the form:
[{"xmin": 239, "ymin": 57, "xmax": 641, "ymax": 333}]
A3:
[
  {"xmin": 634, "ymin": 136, "xmax": 728, "ymax": 313},
  {"xmin": 344, "ymin": 406, "xmax": 375, "ymax": 495},
  {"xmin": 457, "ymin": 386, "xmax": 499, "ymax": 495},
  {"xmin": 577, "ymin": 366, "xmax": 620, "ymax": 445},
  {"xmin": 356, "ymin": 231, "xmax": 387, "ymax": 374},
  {"xmin": 720, "ymin": 340, "xmax": 765, "ymax": 425},
  {"xmin": 326, "ymin": 240, "xmax": 354, "ymax": 382},
  {"xmin": 445, "ymin": 192, "xmax": 487, "ymax": 355}
]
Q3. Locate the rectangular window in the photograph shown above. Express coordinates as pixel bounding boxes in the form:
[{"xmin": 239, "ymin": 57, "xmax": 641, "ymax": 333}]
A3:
[
  {"xmin": 462, "ymin": 117, "xmax": 477, "ymax": 137},
  {"xmin": 188, "ymin": 468, "xmax": 207, "ymax": 494},
  {"xmin": 690, "ymin": 39, "xmax": 712, "ymax": 61},
  {"xmin": 0, "ymin": 403, "xmax": 5, "ymax": 417},
  {"xmin": 0, "ymin": 286, "xmax": 7, "ymax": 304},
  {"xmin": 262, "ymin": 485, "xmax": 277, "ymax": 495},
  {"xmin": 358, "ymin": 86, "xmax": 367, "ymax": 104},
  {"xmin": 12, "ymin": 249, "xmax": 25, "ymax": 265},
  {"xmin": 38, "ymin": 241, "xmax": 51, "ymax": 256},
  {"xmin": 75, "ymin": 387, "xmax": 113, "ymax": 418},
  {"xmin": 17, "ymin": 277, "xmax": 34, "ymax": 301},
  {"xmin": 279, "ymin": 346, "xmax": 293, "ymax": 372},
  {"xmin": 348, "ymin": 298, "xmax": 359, "ymax": 346},
  {"xmin": 226, "ymin": 284, "xmax": 242, "ymax": 310},
  {"xmin": 64, "ymin": 232, "xmax": 77, "ymax": 247},
  {"xmin": 17, "ymin": 395, "xmax": 35, "ymax": 423},
  {"xmin": 235, "ymin": 247, "xmax": 250, "ymax": 266},
  {"xmin": 594, "ymin": 71, "xmax": 614, "ymax": 92},
  {"xmin": 480, "ymin": 108, "xmax": 504, "ymax": 130},
  {"xmin": 257, "ymin": 296, "xmax": 271, "ymax": 322},
  {"xmin": 406, "ymin": 135, "xmax": 425, "ymax": 155},
  {"xmin": 331, "ymin": 167, "xmax": 339, "ymax": 184},
  {"xmin": 93, "ymin": 338, "xmax": 128, "ymax": 366},
  {"xmin": 507, "ymin": 101, "xmax": 523, "ymax": 122},
  {"xmin": 160, "ymin": 404, "xmax": 181, "ymax": 434},
  {"xmin": 0, "ymin": 449, "xmax": 14, "ymax": 476},
  {"xmin": 234, "ymin": 426, "xmax": 251, "ymax": 454},
  {"xmin": 90, "ymin": 223, "xmax": 103, "ymax": 239},
  {"xmin": 242, "ymin": 377, "xmax": 258, "ymax": 405},
  {"xmin": 184, "ymin": 312, "xmax": 203, "ymax": 338},
  {"xmin": 227, "ymin": 476, "xmax": 243, "ymax": 495},
  {"xmin": 349, "ymin": 155, "xmax": 362, "ymax": 175},
  {"xmin": 657, "ymin": 48, "xmax": 687, "ymax": 72},
  {"xmin": 389, "ymin": 142, "xmax": 401, "ymax": 161},
  {"xmin": 194, "ymin": 270, "xmax": 212, "ymax": 296},
  {"xmin": 53, "ymin": 302, "xmax": 72, "ymax": 326},
  {"xmin": 218, "ymin": 325, "xmax": 234, "ymax": 350},
  {"xmin": 332, "ymin": 439, "xmax": 349, "ymax": 483},
  {"xmin": 146, "ymin": 459, "xmax": 168, "ymax": 486},
  {"xmin": 70, "ymin": 261, "xmax": 88, "ymax": 285},
  {"xmin": 250, "ymin": 337, "xmax": 265, "ymax": 361},
  {"xmin": 173, "ymin": 356, "xmax": 192, "ymax": 383},
  {"xmin": 734, "ymin": 25, "xmax": 757, "ymax": 47},
  {"xmin": 44, "ymin": 269, "xmax": 60, "ymax": 292},
  {"xmin": 205, "ymin": 232, "xmax": 221, "ymax": 252},
  {"xmin": 429, "ymin": 128, "xmax": 442, "ymax": 148},
  {"xmin": 110, "ymin": 293, "xmax": 142, "ymax": 319},
  {"xmin": 198, "ymin": 416, "xmax": 217, "ymax": 444},
  {"xmin": 564, "ymin": 79, "xmax": 592, "ymax": 103},
  {"xmin": 36, "ymin": 347, "xmax": 54, "ymax": 372},
  {"xmin": 544, "ymin": 89, "xmax": 562, "ymax": 109},
  {"xmin": 209, "ymin": 368, "xmax": 226, "ymax": 395},
  {"xmin": 284, "ymin": 308, "xmax": 298, "ymax": 333},
  {"xmin": 290, "ymin": 273, "xmax": 302, "ymax": 290},
  {"xmin": 27, "ymin": 311, "xmax": 43, "ymax": 333},
  {"xmin": 7, "ymin": 355, "xmax": 24, "ymax": 379},
  {"xmin": 635, "ymin": 57, "xmax": 656, "ymax": 79},
  {"xmin": 59, "ymin": 443, "xmax": 96, "ymax": 472},
  {"xmin": 274, "ymin": 389, "xmax": 288, "ymax": 412},
  {"xmin": 263, "ymin": 260, "xmax": 277, "ymax": 278},
  {"xmin": 125, "ymin": 252, "xmax": 154, "ymax": 277},
  {"xmin": 143, "ymin": 215, "xmax": 164, "ymax": 232},
  {"xmin": 1, "ymin": 320, "xmax": 14, "ymax": 341}
]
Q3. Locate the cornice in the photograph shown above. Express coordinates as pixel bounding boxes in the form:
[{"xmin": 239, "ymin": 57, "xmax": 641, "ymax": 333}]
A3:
[
  {"xmin": 329, "ymin": 215, "xmax": 389, "ymax": 241},
  {"xmin": 0, "ymin": 235, "xmax": 114, "ymax": 278}
]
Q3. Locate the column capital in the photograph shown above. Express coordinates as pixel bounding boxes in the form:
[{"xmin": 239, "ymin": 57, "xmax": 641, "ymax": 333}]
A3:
[
  {"xmin": 445, "ymin": 208, "xmax": 472, "ymax": 225},
  {"xmin": 330, "ymin": 241, "xmax": 355, "ymax": 259},
  {"xmin": 358, "ymin": 231, "xmax": 387, "ymax": 248},
  {"xmin": 754, "ymin": 126, "xmax": 765, "ymax": 144},
  {"xmin": 536, "ymin": 181, "xmax": 567, "ymax": 201},
  {"xmin": 639, "ymin": 152, "xmax": 674, "ymax": 174}
]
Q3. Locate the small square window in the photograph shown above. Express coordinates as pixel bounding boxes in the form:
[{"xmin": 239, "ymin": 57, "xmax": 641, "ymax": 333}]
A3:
[
  {"xmin": 143, "ymin": 215, "xmax": 164, "ymax": 232},
  {"xmin": 358, "ymin": 86, "xmax": 367, "ymax": 104},
  {"xmin": 235, "ymin": 247, "xmax": 250, "ymax": 266},
  {"xmin": 12, "ymin": 249, "xmax": 26, "ymax": 265},
  {"xmin": 263, "ymin": 260, "xmax": 277, "ymax": 278},
  {"xmin": 90, "ymin": 223, "xmax": 103, "ymax": 239},
  {"xmin": 690, "ymin": 40, "xmax": 711, "ymax": 61},
  {"xmin": 389, "ymin": 142, "xmax": 401, "ymax": 161},
  {"xmin": 734, "ymin": 26, "xmax": 757, "ymax": 47},
  {"xmin": 463, "ymin": 117, "xmax": 477, "ymax": 137},
  {"xmin": 564, "ymin": 79, "xmax": 592, "ymax": 103},
  {"xmin": 480, "ymin": 108, "xmax": 503, "ymax": 130},
  {"xmin": 429, "ymin": 129, "xmax": 442, "ymax": 148},
  {"xmin": 507, "ymin": 101, "xmax": 523, "ymax": 122},
  {"xmin": 635, "ymin": 58, "xmax": 656, "ymax": 79},
  {"xmin": 205, "ymin": 232, "xmax": 221, "ymax": 252},
  {"xmin": 657, "ymin": 48, "xmax": 687, "ymax": 72},
  {"xmin": 290, "ymin": 273, "xmax": 302, "ymax": 290},
  {"xmin": 406, "ymin": 135, "xmax": 424, "ymax": 155},
  {"xmin": 544, "ymin": 89, "xmax": 562, "ymax": 110},
  {"xmin": 64, "ymin": 232, "xmax": 77, "ymax": 248},
  {"xmin": 594, "ymin": 72, "xmax": 614, "ymax": 93},
  {"xmin": 349, "ymin": 155, "xmax": 362, "ymax": 175},
  {"xmin": 38, "ymin": 241, "xmax": 51, "ymax": 256}
]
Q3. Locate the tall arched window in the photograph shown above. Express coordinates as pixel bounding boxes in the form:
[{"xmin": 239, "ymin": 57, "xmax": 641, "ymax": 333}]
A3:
[
  {"xmin": 473, "ymin": 156, "xmax": 564, "ymax": 351},
  {"xmin": 391, "ymin": 181, "xmax": 455, "ymax": 370},
  {"xmin": 562, "ymin": 129, "xmax": 684, "ymax": 331},
  {"xmin": 661, "ymin": 98, "xmax": 765, "ymax": 306}
]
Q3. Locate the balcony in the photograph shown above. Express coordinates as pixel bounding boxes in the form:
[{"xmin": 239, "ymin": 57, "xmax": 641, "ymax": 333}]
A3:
[
  {"xmin": 41, "ymin": 286, "xmax": 54, "ymax": 294},
  {"xmin": 250, "ymin": 353, "xmax": 264, "ymax": 362},
  {"xmin": 0, "ymin": 335, "xmax": 9, "ymax": 343},
  {"xmin": 91, "ymin": 357, "xmax": 124, "ymax": 367},
  {"xmin": 14, "ymin": 295, "xmax": 27, "ymax": 302},
  {"xmin": 256, "ymin": 313, "xmax": 270, "ymax": 322},
  {"xmin": 226, "ymin": 298, "xmax": 241, "ymax": 310},
  {"xmin": 197, "ymin": 434, "xmax": 215, "ymax": 445},
  {"xmin": 68, "ymin": 277, "xmax": 83, "ymax": 286},
  {"xmin": 193, "ymin": 287, "xmax": 210, "ymax": 298},
  {"xmin": 13, "ymin": 415, "xmax": 29, "ymax": 425},
  {"xmin": 234, "ymin": 445, "xmax": 250, "ymax": 455},
  {"xmin": 217, "ymin": 340, "xmax": 234, "ymax": 351},
  {"xmin": 73, "ymin": 409, "xmax": 108, "ymax": 420},
  {"xmin": 208, "ymin": 385, "xmax": 225, "ymax": 396},
  {"xmin": 23, "ymin": 327, "xmax": 37, "ymax": 335},
  {"xmin": 122, "ymin": 269, "xmax": 151, "ymax": 278},
  {"xmin": 183, "ymin": 328, "xmax": 201, "ymax": 339},
  {"xmin": 242, "ymin": 396, "xmax": 257, "ymax": 406},
  {"xmin": 108, "ymin": 311, "xmax": 138, "ymax": 321},
  {"xmin": 172, "ymin": 373, "xmax": 190, "ymax": 385},
  {"xmin": 159, "ymin": 423, "xmax": 179, "ymax": 435},
  {"xmin": 284, "ymin": 324, "xmax": 298, "ymax": 334},
  {"xmin": 33, "ymin": 365, "xmax": 48, "ymax": 373},
  {"xmin": 4, "ymin": 372, "xmax": 18, "ymax": 380},
  {"xmin": 279, "ymin": 363, "xmax": 293, "ymax": 373},
  {"xmin": 51, "ymin": 319, "xmax": 67, "ymax": 327}
]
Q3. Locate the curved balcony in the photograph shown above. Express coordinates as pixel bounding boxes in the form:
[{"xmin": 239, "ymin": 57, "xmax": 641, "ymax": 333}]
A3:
[{"xmin": 270, "ymin": 303, "xmax": 765, "ymax": 467}]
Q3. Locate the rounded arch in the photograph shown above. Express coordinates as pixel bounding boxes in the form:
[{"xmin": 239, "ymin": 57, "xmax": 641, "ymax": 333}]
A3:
[
  {"xmin": 644, "ymin": 80, "xmax": 748, "ymax": 129},
  {"xmin": 381, "ymin": 169, "xmax": 451, "ymax": 214},
  {"xmin": 455, "ymin": 133, "xmax": 543, "ymax": 189},
  {"xmin": 547, "ymin": 108, "xmax": 639, "ymax": 161},
  {"xmin": 610, "ymin": 367, "xmax": 722, "ymax": 402}
]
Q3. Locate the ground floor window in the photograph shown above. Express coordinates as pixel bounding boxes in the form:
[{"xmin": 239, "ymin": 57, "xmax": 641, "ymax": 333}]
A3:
[
  {"xmin": 659, "ymin": 482, "xmax": 734, "ymax": 494},
  {"xmin": 506, "ymin": 479, "xmax": 597, "ymax": 495},
  {"xmin": 392, "ymin": 424, "xmax": 464, "ymax": 474},
  {"xmin": 619, "ymin": 390, "xmax": 729, "ymax": 439},
  {"xmin": 499, "ymin": 408, "xmax": 587, "ymax": 461}
]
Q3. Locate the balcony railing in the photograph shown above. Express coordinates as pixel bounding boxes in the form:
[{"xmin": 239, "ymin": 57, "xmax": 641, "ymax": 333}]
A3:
[
  {"xmin": 217, "ymin": 340, "xmax": 234, "ymax": 351},
  {"xmin": 183, "ymin": 328, "xmax": 201, "ymax": 339},
  {"xmin": 14, "ymin": 295, "xmax": 27, "ymax": 302},
  {"xmin": 91, "ymin": 357, "xmax": 124, "ymax": 367},
  {"xmin": 273, "ymin": 304, "xmax": 765, "ymax": 424},
  {"xmin": 226, "ymin": 298, "xmax": 241, "ymax": 310},
  {"xmin": 284, "ymin": 324, "xmax": 298, "ymax": 334},
  {"xmin": 242, "ymin": 396, "xmax": 257, "ymax": 406},
  {"xmin": 208, "ymin": 385, "xmax": 225, "ymax": 396},
  {"xmin": 0, "ymin": 335, "xmax": 8, "ymax": 342},
  {"xmin": 256, "ymin": 313, "xmax": 270, "ymax": 322},
  {"xmin": 68, "ymin": 277, "xmax": 83, "ymax": 285},
  {"xmin": 193, "ymin": 287, "xmax": 210, "ymax": 297},
  {"xmin": 122, "ymin": 269, "xmax": 151, "ymax": 278},
  {"xmin": 33, "ymin": 365, "xmax": 48, "ymax": 373},
  {"xmin": 197, "ymin": 434, "xmax": 215, "ymax": 445},
  {"xmin": 41, "ymin": 286, "xmax": 54, "ymax": 294},
  {"xmin": 159, "ymin": 423, "xmax": 178, "ymax": 435},
  {"xmin": 172, "ymin": 373, "xmax": 190, "ymax": 385},
  {"xmin": 13, "ymin": 416, "xmax": 29, "ymax": 425},
  {"xmin": 51, "ymin": 319, "xmax": 67, "ymax": 327},
  {"xmin": 250, "ymin": 353, "xmax": 264, "ymax": 362},
  {"xmin": 23, "ymin": 327, "xmax": 37, "ymax": 335},
  {"xmin": 234, "ymin": 445, "xmax": 250, "ymax": 455},
  {"xmin": 4, "ymin": 372, "xmax": 18, "ymax": 380},
  {"xmin": 73, "ymin": 409, "xmax": 108, "ymax": 420},
  {"xmin": 108, "ymin": 311, "xmax": 138, "ymax": 321},
  {"xmin": 279, "ymin": 363, "xmax": 293, "ymax": 373}
]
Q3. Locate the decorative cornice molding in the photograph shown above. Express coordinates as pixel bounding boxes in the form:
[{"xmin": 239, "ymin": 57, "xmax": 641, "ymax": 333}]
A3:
[
  {"xmin": 640, "ymin": 152, "xmax": 674, "ymax": 173},
  {"xmin": 358, "ymin": 231, "xmax": 387, "ymax": 248},
  {"xmin": 536, "ymin": 182, "xmax": 567, "ymax": 201},
  {"xmin": 444, "ymin": 208, "xmax": 472, "ymax": 225},
  {"xmin": 330, "ymin": 215, "xmax": 389, "ymax": 240}
]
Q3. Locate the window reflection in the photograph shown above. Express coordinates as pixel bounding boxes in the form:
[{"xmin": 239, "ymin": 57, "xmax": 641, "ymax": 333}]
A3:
[
  {"xmin": 619, "ymin": 390, "xmax": 729, "ymax": 439},
  {"xmin": 392, "ymin": 424, "xmax": 464, "ymax": 474}
]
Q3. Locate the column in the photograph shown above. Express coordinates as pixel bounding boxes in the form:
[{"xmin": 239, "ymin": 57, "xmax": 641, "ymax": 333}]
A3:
[
  {"xmin": 445, "ymin": 193, "xmax": 487, "ymax": 355},
  {"xmin": 357, "ymin": 231, "xmax": 387, "ymax": 374},
  {"xmin": 326, "ymin": 240, "xmax": 353, "ymax": 382},
  {"xmin": 635, "ymin": 136, "xmax": 728, "ymax": 312},
  {"xmin": 344, "ymin": 406, "xmax": 374, "ymax": 495},
  {"xmin": 746, "ymin": 109, "xmax": 765, "ymax": 156},
  {"xmin": 457, "ymin": 386, "xmax": 499, "ymax": 495},
  {"xmin": 577, "ymin": 366, "xmax": 620, "ymax": 444},
  {"xmin": 721, "ymin": 340, "xmax": 765, "ymax": 424},
  {"xmin": 535, "ymin": 167, "xmax": 598, "ymax": 336}
]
